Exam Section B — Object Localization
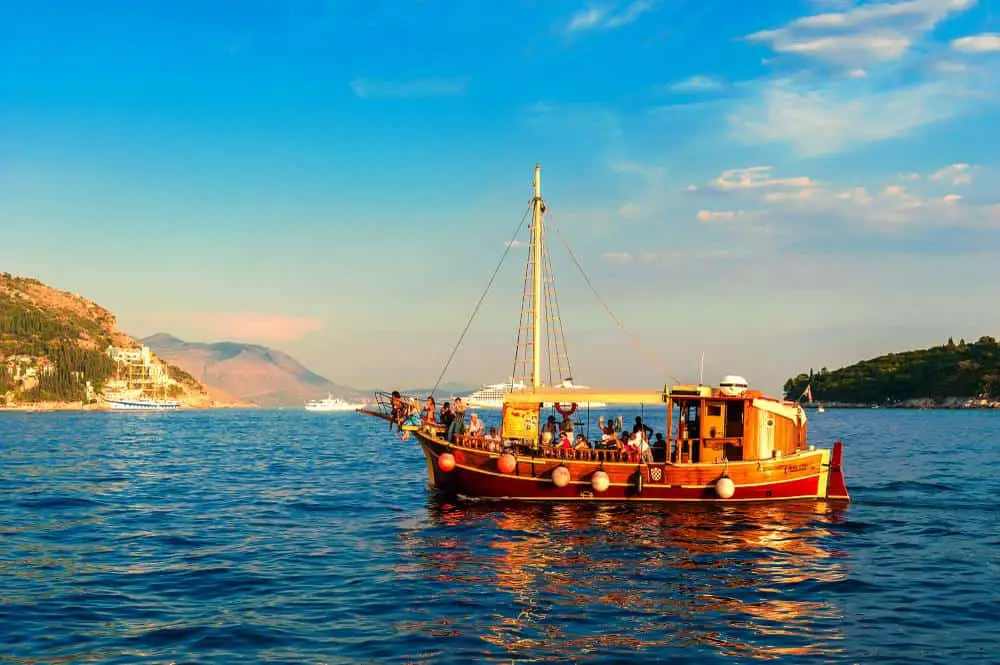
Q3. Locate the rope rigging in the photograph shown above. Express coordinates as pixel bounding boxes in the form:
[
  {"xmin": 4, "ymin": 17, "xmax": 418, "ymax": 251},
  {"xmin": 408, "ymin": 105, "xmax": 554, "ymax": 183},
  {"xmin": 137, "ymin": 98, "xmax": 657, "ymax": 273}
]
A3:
[
  {"xmin": 429, "ymin": 202, "xmax": 534, "ymax": 398},
  {"xmin": 546, "ymin": 209, "xmax": 680, "ymax": 385}
]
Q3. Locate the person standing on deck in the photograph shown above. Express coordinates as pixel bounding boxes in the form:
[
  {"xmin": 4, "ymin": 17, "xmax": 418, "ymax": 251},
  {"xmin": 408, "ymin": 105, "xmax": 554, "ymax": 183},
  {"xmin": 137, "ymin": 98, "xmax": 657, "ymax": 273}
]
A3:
[{"xmin": 447, "ymin": 397, "xmax": 467, "ymax": 442}]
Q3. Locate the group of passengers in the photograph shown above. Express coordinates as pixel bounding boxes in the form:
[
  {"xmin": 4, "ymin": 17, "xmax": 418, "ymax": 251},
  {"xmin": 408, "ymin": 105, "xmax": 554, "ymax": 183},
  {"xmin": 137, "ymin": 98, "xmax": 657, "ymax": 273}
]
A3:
[
  {"xmin": 390, "ymin": 391, "xmax": 668, "ymax": 461},
  {"xmin": 390, "ymin": 392, "xmax": 482, "ymax": 444}
]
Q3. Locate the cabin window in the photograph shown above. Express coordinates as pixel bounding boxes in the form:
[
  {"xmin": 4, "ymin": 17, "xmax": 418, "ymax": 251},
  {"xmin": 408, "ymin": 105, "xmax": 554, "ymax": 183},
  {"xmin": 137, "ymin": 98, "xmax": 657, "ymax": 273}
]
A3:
[
  {"xmin": 707, "ymin": 404, "xmax": 722, "ymax": 417},
  {"xmin": 725, "ymin": 400, "xmax": 745, "ymax": 438}
]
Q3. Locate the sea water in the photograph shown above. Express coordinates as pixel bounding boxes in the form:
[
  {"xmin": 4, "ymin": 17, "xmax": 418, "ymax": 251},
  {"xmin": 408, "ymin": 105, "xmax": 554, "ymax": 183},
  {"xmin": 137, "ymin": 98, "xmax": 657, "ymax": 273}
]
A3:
[{"xmin": 0, "ymin": 408, "xmax": 996, "ymax": 664}]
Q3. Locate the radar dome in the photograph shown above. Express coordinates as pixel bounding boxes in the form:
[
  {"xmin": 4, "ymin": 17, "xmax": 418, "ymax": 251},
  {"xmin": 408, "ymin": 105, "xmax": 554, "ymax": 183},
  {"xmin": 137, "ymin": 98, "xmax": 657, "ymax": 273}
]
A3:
[{"xmin": 719, "ymin": 375, "xmax": 748, "ymax": 396}]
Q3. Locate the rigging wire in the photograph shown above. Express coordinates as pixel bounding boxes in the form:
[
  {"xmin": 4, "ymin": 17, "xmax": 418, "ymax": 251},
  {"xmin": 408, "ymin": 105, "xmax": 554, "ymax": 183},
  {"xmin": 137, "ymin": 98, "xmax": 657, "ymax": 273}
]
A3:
[
  {"xmin": 431, "ymin": 203, "xmax": 534, "ymax": 398},
  {"xmin": 547, "ymin": 210, "xmax": 681, "ymax": 385}
]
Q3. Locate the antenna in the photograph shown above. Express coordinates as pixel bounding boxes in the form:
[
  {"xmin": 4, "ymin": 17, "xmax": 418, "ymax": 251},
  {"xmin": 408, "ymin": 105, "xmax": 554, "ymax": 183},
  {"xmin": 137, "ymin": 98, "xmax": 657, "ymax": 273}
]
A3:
[{"xmin": 699, "ymin": 351, "xmax": 705, "ymax": 386}]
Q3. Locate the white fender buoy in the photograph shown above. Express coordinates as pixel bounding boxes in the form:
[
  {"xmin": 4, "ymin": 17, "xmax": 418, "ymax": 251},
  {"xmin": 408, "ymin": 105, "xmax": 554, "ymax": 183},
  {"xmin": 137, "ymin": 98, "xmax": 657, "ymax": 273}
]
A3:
[
  {"xmin": 591, "ymin": 470, "xmax": 610, "ymax": 493},
  {"xmin": 551, "ymin": 465, "xmax": 571, "ymax": 488},
  {"xmin": 715, "ymin": 475, "xmax": 735, "ymax": 499}
]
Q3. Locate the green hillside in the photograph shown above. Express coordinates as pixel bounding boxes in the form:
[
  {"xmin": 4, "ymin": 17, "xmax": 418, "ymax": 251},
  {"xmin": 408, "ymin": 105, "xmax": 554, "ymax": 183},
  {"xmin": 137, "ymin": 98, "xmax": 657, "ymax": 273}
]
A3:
[
  {"xmin": 0, "ymin": 273, "xmax": 202, "ymax": 405},
  {"xmin": 0, "ymin": 278, "xmax": 116, "ymax": 402},
  {"xmin": 783, "ymin": 336, "xmax": 1000, "ymax": 404}
]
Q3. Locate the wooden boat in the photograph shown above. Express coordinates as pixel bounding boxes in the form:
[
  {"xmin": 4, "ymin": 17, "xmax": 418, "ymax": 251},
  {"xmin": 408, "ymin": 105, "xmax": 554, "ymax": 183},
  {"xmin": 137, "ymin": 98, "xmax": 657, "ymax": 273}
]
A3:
[{"xmin": 362, "ymin": 164, "xmax": 849, "ymax": 503}]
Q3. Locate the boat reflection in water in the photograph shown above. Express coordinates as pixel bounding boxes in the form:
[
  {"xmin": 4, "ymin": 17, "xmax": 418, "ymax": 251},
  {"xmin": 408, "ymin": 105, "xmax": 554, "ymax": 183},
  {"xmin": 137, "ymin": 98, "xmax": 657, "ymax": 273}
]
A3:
[{"xmin": 397, "ymin": 500, "xmax": 850, "ymax": 661}]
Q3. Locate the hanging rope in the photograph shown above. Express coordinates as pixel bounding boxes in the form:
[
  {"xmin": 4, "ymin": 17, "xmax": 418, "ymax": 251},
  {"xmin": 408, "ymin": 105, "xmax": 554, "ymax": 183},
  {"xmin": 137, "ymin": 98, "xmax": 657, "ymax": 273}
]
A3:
[
  {"xmin": 431, "ymin": 203, "xmax": 534, "ymax": 398},
  {"xmin": 547, "ymin": 210, "xmax": 680, "ymax": 385}
]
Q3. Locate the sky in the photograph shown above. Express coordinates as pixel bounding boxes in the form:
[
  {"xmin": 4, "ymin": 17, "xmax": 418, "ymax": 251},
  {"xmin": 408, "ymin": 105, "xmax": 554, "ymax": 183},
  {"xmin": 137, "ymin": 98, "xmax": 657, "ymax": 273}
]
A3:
[{"xmin": 2, "ymin": 0, "xmax": 1000, "ymax": 395}]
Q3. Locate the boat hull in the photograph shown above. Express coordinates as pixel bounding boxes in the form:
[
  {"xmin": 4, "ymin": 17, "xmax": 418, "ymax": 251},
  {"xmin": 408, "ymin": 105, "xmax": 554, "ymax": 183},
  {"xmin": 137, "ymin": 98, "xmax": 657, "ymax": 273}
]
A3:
[{"xmin": 413, "ymin": 430, "xmax": 849, "ymax": 503}]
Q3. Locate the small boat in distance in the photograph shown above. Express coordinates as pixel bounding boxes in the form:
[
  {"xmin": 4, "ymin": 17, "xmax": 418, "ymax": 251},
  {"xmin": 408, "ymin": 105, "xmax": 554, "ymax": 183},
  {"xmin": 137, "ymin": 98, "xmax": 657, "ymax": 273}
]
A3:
[
  {"xmin": 463, "ymin": 378, "xmax": 607, "ymax": 409},
  {"xmin": 305, "ymin": 394, "xmax": 365, "ymax": 412}
]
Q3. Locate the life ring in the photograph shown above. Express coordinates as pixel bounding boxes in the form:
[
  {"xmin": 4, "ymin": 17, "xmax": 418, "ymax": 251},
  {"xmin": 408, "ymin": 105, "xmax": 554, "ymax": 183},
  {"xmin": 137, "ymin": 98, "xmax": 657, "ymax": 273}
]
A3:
[{"xmin": 554, "ymin": 402, "xmax": 578, "ymax": 417}]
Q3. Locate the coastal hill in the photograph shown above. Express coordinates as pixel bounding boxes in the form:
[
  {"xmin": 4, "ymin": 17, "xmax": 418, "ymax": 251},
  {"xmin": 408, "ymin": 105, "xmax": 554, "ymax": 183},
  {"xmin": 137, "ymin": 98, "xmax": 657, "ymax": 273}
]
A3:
[
  {"xmin": 0, "ymin": 273, "xmax": 241, "ymax": 408},
  {"xmin": 142, "ymin": 333, "xmax": 365, "ymax": 407},
  {"xmin": 784, "ymin": 336, "xmax": 1000, "ymax": 405}
]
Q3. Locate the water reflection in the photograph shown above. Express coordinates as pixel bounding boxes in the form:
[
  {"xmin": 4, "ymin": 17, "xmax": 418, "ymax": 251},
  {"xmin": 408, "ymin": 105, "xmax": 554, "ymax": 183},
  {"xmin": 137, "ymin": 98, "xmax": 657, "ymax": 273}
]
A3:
[{"xmin": 399, "ymin": 500, "xmax": 850, "ymax": 661}]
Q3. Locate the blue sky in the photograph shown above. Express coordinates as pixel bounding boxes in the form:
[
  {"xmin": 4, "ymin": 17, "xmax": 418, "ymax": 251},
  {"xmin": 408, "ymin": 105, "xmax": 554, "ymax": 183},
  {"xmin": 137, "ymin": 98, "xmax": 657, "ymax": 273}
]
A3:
[{"xmin": 2, "ymin": 0, "xmax": 999, "ymax": 394}]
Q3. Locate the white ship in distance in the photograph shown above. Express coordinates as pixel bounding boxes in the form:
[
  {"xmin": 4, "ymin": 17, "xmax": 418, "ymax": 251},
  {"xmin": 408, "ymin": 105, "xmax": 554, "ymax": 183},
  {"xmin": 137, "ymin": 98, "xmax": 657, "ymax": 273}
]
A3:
[
  {"xmin": 462, "ymin": 378, "xmax": 607, "ymax": 409},
  {"xmin": 304, "ymin": 394, "xmax": 365, "ymax": 412}
]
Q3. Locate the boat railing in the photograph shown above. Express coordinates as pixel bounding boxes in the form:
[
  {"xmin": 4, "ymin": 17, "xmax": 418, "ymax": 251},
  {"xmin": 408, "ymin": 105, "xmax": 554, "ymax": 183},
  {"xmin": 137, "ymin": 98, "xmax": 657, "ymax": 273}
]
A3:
[{"xmin": 451, "ymin": 432, "xmax": 641, "ymax": 463}]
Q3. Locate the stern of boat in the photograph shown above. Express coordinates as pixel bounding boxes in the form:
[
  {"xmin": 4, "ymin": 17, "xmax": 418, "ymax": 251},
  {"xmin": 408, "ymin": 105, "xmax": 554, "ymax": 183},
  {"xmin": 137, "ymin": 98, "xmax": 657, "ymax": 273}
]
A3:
[{"xmin": 822, "ymin": 440, "xmax": 850, "ymax": 501}]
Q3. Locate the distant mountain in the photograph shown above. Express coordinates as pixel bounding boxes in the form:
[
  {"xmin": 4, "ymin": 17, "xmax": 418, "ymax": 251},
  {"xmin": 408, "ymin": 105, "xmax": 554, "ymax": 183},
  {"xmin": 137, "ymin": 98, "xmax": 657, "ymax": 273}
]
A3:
[{"xmin": 142, "ymin": 333, "xmax": 363, "ymax": 407}]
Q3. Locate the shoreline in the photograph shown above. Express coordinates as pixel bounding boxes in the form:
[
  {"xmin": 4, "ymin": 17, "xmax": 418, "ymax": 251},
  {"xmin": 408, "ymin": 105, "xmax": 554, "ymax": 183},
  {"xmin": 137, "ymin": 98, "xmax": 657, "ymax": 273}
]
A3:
[{"xmin": 0, "ymin": 401, "xmax": 255, "ymax": 412}]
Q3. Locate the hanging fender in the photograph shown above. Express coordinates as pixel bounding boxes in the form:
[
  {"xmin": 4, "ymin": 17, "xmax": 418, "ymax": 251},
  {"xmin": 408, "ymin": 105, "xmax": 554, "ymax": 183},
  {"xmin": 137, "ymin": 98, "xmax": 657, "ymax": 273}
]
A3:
[{"xmin": 555, "ymin": 402, "xmax": 578, "ymax": 417}]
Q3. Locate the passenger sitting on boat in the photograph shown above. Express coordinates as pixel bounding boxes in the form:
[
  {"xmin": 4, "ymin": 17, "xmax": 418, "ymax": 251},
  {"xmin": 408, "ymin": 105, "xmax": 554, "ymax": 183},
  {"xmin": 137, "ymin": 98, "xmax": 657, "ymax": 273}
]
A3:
[
  {"xmin": 391, "ymin": 390, "xmax": 404, "ymax": 429},
  {"xmin": 468, "ymin": 412, "xmax": 484, "ymax": 438},
  {"xmin": 485, "ymin": 427, "xmax": 500, "ymax": 451},
  {"xmin": 446, "ymin": 397, "xmax": 467, "ymax": 442},
  {"xmin": 558, "ymin": 431, "xmax": 572, "ymax": 449},
  {"xmin": 574, "ymin": 433, "xmax": 590, "ymax": 450},
  {"xmin": 422, "ymin": 396, "xmax": 436, "ymax": 426},
  {"xmin": 400, "ymin": 399, "xmax": 421, "ymax": 440},
  {"xmin": 638, "ymin": 435, "xmax": 654, "ymax": 464},
  {"xmin": 652, "ymin": 433, "xmax": 667, "ymax": 462}
]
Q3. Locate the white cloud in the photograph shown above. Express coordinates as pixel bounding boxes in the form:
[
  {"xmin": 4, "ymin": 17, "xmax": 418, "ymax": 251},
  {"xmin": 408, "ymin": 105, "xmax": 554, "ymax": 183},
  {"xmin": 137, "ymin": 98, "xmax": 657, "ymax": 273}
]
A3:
[
  {"xmin": 951, "ymin": 33, "xmax": 1000, "ymax": 53},
  {"xmin": 566, "ymin": 1, "xmax": 656, "ymax": 32},
  {"xmin": 930, "ymin": 163, "xmax": 972, "ymax": 185},
  {"xmin": 934, "ymin": 60, "xmax": 968, "ymax": 73},
  {"xmin": 713, "ymin": 166, "xmax": 813, "ymax": 189},
  {"xmin": 746, "ymin": 0, "xmax": 976, "ymax": 66},
  {"xmin": 729, "ymin": 78, "xmax": 968, "ymax": 157},
  {"xmin": 764, "ymin": 189, "xmax": 819, "ymax": 202},
  {"xmin": 696, "ymin": 209, "xmax": 749, "ymax": 222},
  {"xmin": 350, "ymin": 77, "xmax": 467, "ymax": 99},
  {"xmin": 600, "ymin": 251, "xmax": 634, "ymax": 264},
  {"xmin": 665, "ymin": 75, "xmax": 725, "ymax": 93},
  {"xmin": 505, "ymin": 240, "xmax": 529, "ymax": 248},
  {"xmin": 847, "ymin": 68, "xmax": 868, "ymax": 78},
  {"xmin": 757, "ymin": 175, "xmax": 1000, "ymax": 231}
]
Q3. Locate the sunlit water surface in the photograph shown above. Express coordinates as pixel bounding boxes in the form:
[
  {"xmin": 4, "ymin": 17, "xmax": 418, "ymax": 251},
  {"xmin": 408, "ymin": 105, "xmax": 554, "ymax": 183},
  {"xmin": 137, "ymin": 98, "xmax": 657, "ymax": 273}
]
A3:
[{"xmin": 0, "ymin": 408, "xmax": 996, "ymax": 664}]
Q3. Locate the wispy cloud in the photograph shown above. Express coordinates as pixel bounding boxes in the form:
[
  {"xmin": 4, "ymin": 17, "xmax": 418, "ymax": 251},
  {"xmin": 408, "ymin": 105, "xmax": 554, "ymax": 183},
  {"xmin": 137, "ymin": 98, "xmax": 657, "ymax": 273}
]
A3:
[
  {"xmin": 729, "ymin": 77, "xmax": 970, "ymax": 157},
  {"xmin": 600, "ymin": 251, "xmax": 634, "ymax": 264},
  {"xmin": 565, "ymin": 1, "xmax": 656, "ymax": 33},
  {"xmin": 929, "ymin": 162, "xmax": 972, "ymax": 185},
  {"xmin": 151, "ymin": 312, "xmax": 325, "ymax": 343},
  {"xmin": 713, "ymin": 166, "xmax": 813, "ymax": 189},
  {"xmin": 951, "ymin": 33, "xmax": 1000, "ymax": 53},
  {"xmin": 696, "ymin": 209, "xmax": 752, "ymax": 222},
  {"xmin": 664, "ymin": 75, "xmax": 725, "ymax": 93},
  {"xmin": 746, "ymin": 0, "xmax": 975, "ymax": 66},
  {"xmin": 350, "ymin": 77, "xmax": 468, "ymax": 99}
]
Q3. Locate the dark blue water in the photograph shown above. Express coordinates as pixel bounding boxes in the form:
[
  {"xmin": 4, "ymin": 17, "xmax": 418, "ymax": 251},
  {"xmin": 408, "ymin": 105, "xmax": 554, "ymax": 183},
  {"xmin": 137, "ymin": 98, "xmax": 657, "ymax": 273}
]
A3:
[{"xmin": 1, "ymin": 408, "xmax": 996, "ymax": 664}]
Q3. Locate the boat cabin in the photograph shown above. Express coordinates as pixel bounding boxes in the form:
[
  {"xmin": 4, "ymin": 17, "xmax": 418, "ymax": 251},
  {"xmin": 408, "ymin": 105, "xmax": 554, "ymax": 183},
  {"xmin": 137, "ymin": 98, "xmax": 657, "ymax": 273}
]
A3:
[{"xmin": 500, "ymin": 375, "xmax": 808, "ymax": 465}]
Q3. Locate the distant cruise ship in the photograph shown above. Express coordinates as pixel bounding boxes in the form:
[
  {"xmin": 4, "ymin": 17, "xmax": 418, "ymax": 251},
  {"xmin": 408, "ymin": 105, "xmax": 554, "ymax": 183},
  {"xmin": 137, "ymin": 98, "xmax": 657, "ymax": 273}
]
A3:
[
  {"xmin": 105, "ymin": 397, "xmax": 181, "ymax": 411},
  {"xmin": 463, "ymin": 379, "xmax": 606, "ymax": 409},
  {"xmin": 304, "ymin": 394, "xmax": 365, "ymax": 412}
]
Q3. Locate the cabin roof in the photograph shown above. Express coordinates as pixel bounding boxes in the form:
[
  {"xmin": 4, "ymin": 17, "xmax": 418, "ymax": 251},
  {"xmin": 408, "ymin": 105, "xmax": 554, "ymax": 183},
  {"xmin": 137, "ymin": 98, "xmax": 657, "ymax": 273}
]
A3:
[{"xmin": 503, "ymin": 387, "xmax": 667, "ymax": 406}]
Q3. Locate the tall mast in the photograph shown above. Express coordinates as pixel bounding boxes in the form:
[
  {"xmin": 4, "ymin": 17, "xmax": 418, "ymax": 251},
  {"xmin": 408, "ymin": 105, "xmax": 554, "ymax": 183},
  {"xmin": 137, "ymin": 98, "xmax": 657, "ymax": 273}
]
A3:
[{"xmin": 531, "ymin": 163, "xmax": 543, "ymax": 388}]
